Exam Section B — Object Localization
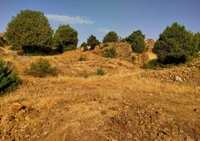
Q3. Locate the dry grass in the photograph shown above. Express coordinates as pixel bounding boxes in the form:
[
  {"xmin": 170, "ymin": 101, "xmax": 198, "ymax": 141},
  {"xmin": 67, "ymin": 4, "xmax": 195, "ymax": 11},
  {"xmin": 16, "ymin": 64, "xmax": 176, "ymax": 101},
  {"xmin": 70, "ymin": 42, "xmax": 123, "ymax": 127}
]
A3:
[{"xmin": 0, "ymin": 46, "xmax": 200, "ymax": 140}]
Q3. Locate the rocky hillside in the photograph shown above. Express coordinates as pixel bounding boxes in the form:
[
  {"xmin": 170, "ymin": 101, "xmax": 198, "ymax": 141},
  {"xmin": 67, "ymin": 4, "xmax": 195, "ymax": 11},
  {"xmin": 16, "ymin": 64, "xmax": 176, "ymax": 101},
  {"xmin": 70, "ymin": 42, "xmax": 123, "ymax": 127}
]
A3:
[{"xmin": 0, "ymin": 45, "xmax": 200, "ymax": 140}]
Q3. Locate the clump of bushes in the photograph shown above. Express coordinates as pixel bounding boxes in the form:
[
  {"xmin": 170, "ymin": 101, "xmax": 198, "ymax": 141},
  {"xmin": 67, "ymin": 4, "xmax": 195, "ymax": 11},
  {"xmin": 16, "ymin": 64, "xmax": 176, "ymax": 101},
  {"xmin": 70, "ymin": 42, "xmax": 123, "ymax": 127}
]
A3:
[
  {"xmin": 102, "ymin": 52, "xmax": 113, "ymax": 58},
  {"xmin": 102, "ymin": 47, "xmax": 116, "ymax": 58},
  {"xmin": 97, "ymin": 68, "xmax": 105, "ymax": 75},
  {"xmin": 0, "ymin": 57, "xmax": 19, "ymax": 96},
  {"xmin": 25, "ymin": 58, "xmax": 57, "ymax": 77}
]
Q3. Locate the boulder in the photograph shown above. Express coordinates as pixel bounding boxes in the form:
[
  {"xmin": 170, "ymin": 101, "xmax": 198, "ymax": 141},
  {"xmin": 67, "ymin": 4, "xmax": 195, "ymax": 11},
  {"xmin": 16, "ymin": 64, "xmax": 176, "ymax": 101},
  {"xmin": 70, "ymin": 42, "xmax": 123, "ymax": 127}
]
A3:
[{"xmin": 174, "ymin": 76, "xmax": 183, "ymax": 83}]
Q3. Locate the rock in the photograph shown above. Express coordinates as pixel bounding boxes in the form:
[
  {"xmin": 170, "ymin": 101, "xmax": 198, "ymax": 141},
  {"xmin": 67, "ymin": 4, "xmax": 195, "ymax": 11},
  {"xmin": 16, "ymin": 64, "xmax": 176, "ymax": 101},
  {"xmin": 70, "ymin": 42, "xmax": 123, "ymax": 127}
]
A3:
[
  {"xmin": 174, "ymin": 76, "xmax": 183, "ymax": 83},
  {"xmin": 11, "ymin": 102, "xmax": 23, "ymax": 113}
]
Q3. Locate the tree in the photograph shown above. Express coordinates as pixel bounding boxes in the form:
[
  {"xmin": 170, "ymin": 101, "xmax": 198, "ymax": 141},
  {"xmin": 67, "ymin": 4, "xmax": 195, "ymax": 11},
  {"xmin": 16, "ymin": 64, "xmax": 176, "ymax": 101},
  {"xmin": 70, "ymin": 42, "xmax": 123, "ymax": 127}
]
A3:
[
  {"xmin": 194, "ymin": 32, "xmax": 200, "ymax": 51},
  {"xmin": 125, "ymin": 30, "xmax": 146, "ymax": 53},
  {"xmin": 5, "ymin": 10, "xmax": 53, "ymax": 53},
  {"xmin": 81, "ymin": 42, "xmax": 88, "ymax": 51},
  {"xmin": 103, "ymin": 31, "xmax": 118, "ymax": 43},
  {"xmin": 154, "ymin": 22, "xmax": 197, "ymax": 64},
  {"xmin": 87, "ymin": 35, "xmax": 100, "ymax": 50},
  {"xmin": 0, "ymin": 58, "xmax": 19, "ymax": 95},
  {"xmin": 54, "ymin": 25, "xmax": 78, "ymax": 53},
  {"xmin": 0, "ymin": 39, "xmax": 3, "ymax": 47}
]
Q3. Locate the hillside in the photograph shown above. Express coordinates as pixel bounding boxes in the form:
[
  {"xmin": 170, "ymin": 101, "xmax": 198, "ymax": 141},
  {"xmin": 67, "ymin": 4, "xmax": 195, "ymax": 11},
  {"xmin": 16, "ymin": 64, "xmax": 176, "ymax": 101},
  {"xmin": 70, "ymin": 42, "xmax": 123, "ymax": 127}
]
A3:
[{"xmin": 0, "ymin": 43, "xmax": 200, "ymax": 140}]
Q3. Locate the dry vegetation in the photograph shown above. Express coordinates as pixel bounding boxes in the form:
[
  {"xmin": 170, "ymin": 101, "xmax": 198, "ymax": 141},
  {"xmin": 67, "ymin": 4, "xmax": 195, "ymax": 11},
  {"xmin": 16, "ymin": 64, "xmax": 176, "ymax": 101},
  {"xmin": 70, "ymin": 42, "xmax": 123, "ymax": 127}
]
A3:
[{"xmin": 0, "ymin": 45, "xmax": 200, "ymax": 140}]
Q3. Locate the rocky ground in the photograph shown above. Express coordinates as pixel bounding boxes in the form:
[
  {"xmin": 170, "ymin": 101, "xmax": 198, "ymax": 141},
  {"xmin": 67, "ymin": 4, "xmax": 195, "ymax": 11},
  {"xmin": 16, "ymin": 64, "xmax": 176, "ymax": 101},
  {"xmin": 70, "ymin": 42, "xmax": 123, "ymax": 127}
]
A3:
[{"xmin": 0, "ymin": 44, "xmax": 200, "ymax": 140}]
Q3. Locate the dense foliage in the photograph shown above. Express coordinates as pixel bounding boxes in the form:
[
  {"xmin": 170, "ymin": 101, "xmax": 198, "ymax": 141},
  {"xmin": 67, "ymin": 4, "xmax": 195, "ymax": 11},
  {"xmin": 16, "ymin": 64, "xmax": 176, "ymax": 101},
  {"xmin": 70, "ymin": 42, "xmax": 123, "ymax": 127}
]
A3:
[
  {"xmin": 125, "ymin": 30, "xmax": 146, "ymax": 53},
  {"xmin": 103, "ymin": 31, "xmax": 118, "ymax": 43},
  {"xmin": 5, "ymin": 10, "xmax": 53, "ymax": 53},
  {"xmin": 87, "ymin": 35, "xmax": 100, "ymax": 50},
  {"xmin": 54, "ymin": 25, "xmax": 78, "ymax": 53},
  {"xmin": 81, "ymin": 42, "xmax": 88, "ymax": 51},
  {"xmin": 154, "ymin": 22, "xmax": 198, "ymax": 64},
  {"xmin": 0, "ymin": 58, "xmax": 19, "ymax": 96},
  {"xmin": 25, "ymin": 58, "xmax": 57, "ymax": 77}
]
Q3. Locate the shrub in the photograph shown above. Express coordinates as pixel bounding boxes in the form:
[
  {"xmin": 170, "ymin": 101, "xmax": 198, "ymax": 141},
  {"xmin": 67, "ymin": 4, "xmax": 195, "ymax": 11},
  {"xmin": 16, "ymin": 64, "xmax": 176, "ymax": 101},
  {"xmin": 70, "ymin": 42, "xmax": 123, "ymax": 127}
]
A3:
[
  {"xmin": 78, "ymin": 57, "xmax": 86, "ymax": 61},
  {"xmin": 147, "ymin": 59, "xmax": 160, "ymax": 69},
  {"xmin": 87, "ymin": 35, "xmax": 100, "ymax": 50},
  {"xmin": 9, "ymin": 43, "xmax": 21, "ymax": 50},
  {"xmin": 5, "ymin": 10, "xmax": 53, "ymax": 54},
  {"xmin": 0, "ymin": 57, "xmax": 19, "ymax": 96},
  {"xmin": 193, "ymin": 52, "xmax": 199, "ymax": 58},
  {"xmin": 102, "ymin": 52, "xmax": 113, "ymax": 58},
  {"xmin": 97, "ymin": 68, "xmax": 105, "ymax": 75},
  {"xmin": 103, "ymin": 31, "xmax": 118, "ymax": 43},
  {"xmin": 84, "ymin": 73, "xmax": 89, "ymax": 78},
  {"xmin": 125, "ymin": 30, "xmax": 146, "ymax": 53},
  {"xmin": 102, "ymin": 43, "xmax": 109, "ymax": 48},
  {"xmin": 54, "ymin": 25, "xmax": 78, "ymax": 53},
  {"xmin": 25, "ymin": 58, "xmax": 57, "ymax": 77},
  {"xmin": 154, "ymin": 22, "xmax": 197, "ymax": 65},
  {"xmin": 131, "ymin": 55, "xmax": 136, "ymax": 61},
  {"xmin": 0, "ymin": 39, "xmax": 4, "ymax": 47}
]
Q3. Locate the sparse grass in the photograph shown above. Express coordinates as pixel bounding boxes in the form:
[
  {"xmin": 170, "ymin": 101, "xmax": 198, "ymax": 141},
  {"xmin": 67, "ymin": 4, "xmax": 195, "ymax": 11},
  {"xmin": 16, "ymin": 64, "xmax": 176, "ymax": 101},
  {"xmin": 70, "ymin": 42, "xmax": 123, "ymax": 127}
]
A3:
[
  {"xmin": 84, "ymin": 73, "xmax": 89, "ymax": 78},
  {"xmin": 78, "ymin": 57, "xmax": 86, "ymax": 61}
]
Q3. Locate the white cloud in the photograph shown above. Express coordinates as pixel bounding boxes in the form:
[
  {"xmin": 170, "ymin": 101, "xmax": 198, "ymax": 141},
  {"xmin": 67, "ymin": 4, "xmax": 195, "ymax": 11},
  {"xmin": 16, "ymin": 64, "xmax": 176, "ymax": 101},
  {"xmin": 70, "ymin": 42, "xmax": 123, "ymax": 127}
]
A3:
[
  {"xmin": 45, "ymin": 14, "xmax": 94, "ymax": 24},
  {"xmin": 98, "ymin": 28, "xmax": 110, "ymax": 33}
]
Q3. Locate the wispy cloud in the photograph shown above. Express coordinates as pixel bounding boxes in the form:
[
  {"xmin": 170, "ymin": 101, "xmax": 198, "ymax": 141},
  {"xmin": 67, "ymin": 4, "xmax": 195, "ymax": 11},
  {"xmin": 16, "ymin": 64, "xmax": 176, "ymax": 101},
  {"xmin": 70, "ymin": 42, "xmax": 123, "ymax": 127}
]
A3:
[
  {"xmin": 45, "ymin": 14, "xmax": 94, "ymax": 24},
  {"xmin": 98, "ymin": 28, "xmax": 110, "ymax": 33}
]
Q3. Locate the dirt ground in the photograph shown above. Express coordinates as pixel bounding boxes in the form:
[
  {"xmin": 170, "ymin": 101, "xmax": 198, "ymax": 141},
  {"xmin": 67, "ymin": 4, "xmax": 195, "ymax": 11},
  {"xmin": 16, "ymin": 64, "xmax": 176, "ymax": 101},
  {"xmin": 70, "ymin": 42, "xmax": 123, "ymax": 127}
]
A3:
[{"xmin": 0, "ymin": 46, "xmax": 200, "ymax": 140}]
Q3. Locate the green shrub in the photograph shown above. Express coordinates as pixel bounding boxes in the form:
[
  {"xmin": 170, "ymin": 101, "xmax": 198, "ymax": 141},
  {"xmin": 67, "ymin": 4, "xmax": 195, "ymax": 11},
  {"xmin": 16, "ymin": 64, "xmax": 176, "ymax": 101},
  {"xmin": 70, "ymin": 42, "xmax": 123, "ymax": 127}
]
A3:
[
  {"xmin": 9, "ymin": 43, "xmax": 21, "ymax": 50},
  {"xmin": 0, "ymin": 57, "xmax": 19, "ymax": 96},
  {"xmin": 102, "ymin": 52, "xmax": 113, "ymax": 58},
  {"xmin": 147, "ymin": 59, "xmax": 160, "ymax": 69},
  {"xmin": 102, "ymin": 43, "xmax": 109, "ymax": 48},
  {"xmin": 84, "ymin": 73, "xmax": 89, "ymax": 78},
  {"xmin": 0, "ymin": 39, "xmax": 4, "ymax": 47},
  {"xmin": 131, "ymin": 55, "xmax": 136, "ymax": 61},
  {"xmin": 78, "ymin": 57, "xmax": 86, "ymax": 61},
  {"xmin": 25, "ymin": 58, "xmax": 57, "ymax": 77},
  {"xmin": 154, "ymin": 22, "xmax": 197, "ymax": 65},
  {"xmin": 97, "ymin": 68, "xmax": 105, "ymax": 75}
]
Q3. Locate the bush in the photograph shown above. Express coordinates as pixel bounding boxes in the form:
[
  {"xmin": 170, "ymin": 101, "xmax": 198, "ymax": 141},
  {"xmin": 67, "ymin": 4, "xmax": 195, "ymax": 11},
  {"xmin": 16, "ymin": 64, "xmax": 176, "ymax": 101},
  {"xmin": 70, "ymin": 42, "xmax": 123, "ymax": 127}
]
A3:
[
  {"xmin": 102, "ymin": 52, "xmax": 113, "ymax": 58},
  {"xmin": 154, "ymin": 22, "xmax": 197, "ymax": 65},
  {"xmin": 125, "ymin": 30, "xmax": 146, "ymax": 53},
  {"xmin": 193, "ymin": 52, "xmax": 200, "ymax": 58},
  {"xmin": 147, "ymin": 59, "xmax": 160, "ymax": 69},
  {"xmin": 9, "ymin": 43, "xmax": 21, "ymax": 50},
  {"xmin": 103, "ymin": 31, "xmax": 118, "ymax": 43},
  {"xmin": 84, "ymin": 73, "xmax": 89, "ymax": 78},
  {"xmin": 102, "ymin": 43, "xmax": 109, "ymax": 48},
  {"xmin": 0, "ymin": 58, "xmax": 19, "ymax": 96},
  {"xmin": 0, "ymin": 39, "xmax": 4, "ymax": 47},
  {"xmin": 87, "ymin": 35, "xmax": 100, "ymax": 50},
  {"xmin": 5, "ymin": 10, "xmax": 53, "ymax": 54},
  {"xmin": 131, "ymin": 55, "xmax": 136, "ymax": 61},
  {"xmin": 78, "ymin": 57, "xmax": 86, "ymax": 61},
  {"xmin": 25, "ymin": 58, "xmax": 57, "ymax": 77},
  {"xmin": 97, "ymin": 68, "xmax": 105, "ymax": 75},
  {"xmin": 54, "ymin": 25, "xmax": 78, "ymax": 53}
]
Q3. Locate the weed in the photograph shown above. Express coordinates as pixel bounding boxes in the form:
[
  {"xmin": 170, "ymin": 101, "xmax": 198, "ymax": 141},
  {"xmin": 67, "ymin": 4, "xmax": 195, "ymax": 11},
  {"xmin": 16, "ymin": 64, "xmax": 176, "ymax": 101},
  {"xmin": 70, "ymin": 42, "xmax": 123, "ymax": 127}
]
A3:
[
  {"xmin": 78, "ymin": 57, "xmax": 86, "ymax": 61},
  {"xmin": 84, "ymin": 73, "xmax": 89, "ymax": 78},
  {"xmin": 97, "ymin": 68, "xmax": 105, "ymax": 75}
]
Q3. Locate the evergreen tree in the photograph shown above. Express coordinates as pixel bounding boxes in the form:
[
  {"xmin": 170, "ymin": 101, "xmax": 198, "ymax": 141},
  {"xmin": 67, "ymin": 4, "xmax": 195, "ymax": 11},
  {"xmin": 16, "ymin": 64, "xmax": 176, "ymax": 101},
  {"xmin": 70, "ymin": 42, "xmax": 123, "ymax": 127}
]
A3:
[
  {"xmin": 154, "ymin": 22, "xmax": 197, "ymax": 64},
  {"xmin": 87, "ymin": 35, "xmax": 100, "ymax": 50},
  {"xmin": 81, "ymin": 42, "xmax": 88, "ymax": 51},
  {"xmin": 54, "ymin": 25, "xmax": 78, "ymax": 53},
  {"xmin": 125, "ymin": 30, "xmax": 146, "ymax": 53},
  {"xmin": 5, "ymin": 10, "xmax": 53, "ymax": 53},
  {"xmin": 0, "ymin": 58, "xmax": 19, "ymax": 95},
  {"xmin": 103, "ymin": 31, "xmax": 118, "ymax": 43}
]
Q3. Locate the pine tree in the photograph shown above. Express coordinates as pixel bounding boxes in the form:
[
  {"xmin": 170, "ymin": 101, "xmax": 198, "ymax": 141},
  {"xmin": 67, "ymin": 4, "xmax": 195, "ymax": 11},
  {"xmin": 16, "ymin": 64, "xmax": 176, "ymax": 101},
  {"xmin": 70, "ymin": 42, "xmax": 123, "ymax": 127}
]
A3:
[
  {"xmin": 87, "ymin": 35, "xmax": 100, "ymax": 50},
  {"xmin": 103, "ymin": 31, "xmax": 118, "ymax": 43}
]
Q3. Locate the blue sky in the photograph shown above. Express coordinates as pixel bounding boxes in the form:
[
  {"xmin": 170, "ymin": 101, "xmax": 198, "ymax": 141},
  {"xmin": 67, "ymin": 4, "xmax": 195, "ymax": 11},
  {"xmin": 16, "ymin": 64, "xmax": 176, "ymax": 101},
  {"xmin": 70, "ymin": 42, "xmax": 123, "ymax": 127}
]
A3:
[{"xmin": 0, "ymin": 0, "xmax": 200, "ymax": 46}]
